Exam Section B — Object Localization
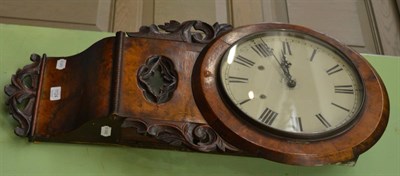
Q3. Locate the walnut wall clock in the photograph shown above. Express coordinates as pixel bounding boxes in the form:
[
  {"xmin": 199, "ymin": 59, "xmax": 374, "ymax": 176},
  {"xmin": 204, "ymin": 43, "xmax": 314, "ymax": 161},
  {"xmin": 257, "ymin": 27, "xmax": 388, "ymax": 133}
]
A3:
[{"xmin": 4, "ymin": 20, "xmax": 389, "ymax": 166}]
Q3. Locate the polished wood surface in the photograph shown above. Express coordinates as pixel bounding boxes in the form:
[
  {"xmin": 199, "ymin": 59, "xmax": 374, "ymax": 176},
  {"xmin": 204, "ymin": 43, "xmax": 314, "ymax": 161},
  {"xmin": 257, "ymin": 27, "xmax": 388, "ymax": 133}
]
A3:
[
  {"xmin": 4, "ymin": 21, "xmax": 389, "ymax": 166},
  {"xmin": 117, "ymin": 38, "xmax": 204, "ymax": 123},
  {"xmin": 33, "ymin": 37, "xmax": 116, "ymax": 142}
]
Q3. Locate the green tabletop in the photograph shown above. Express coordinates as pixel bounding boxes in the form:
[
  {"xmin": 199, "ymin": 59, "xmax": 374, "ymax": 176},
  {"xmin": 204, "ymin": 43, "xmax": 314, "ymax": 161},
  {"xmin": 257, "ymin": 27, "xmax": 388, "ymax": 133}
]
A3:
[{"xmin": 0, "ymin": 24, "xmax": 399, "ymax": 176}]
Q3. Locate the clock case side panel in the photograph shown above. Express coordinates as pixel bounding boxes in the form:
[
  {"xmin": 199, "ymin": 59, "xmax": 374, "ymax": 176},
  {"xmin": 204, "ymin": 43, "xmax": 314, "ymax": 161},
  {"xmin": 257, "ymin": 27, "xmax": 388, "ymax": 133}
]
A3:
[
  {"xmin": 193, "ymin": 23, "xmax": 390, "ymax": 166},
  {"xmin": 26, "ymin": 36, "xmax": 118, "ymax": 144},
  {"xmin": 4, "ymin": 36, "xmax": 118, "ymax": 142}
]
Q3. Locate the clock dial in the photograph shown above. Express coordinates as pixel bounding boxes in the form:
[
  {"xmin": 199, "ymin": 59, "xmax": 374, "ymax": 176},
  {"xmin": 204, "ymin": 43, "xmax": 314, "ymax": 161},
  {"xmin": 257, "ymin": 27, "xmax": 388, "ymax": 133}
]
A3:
[{"xmin": 219, "ymin": 30, "xmax": 364, "ymax": 138}]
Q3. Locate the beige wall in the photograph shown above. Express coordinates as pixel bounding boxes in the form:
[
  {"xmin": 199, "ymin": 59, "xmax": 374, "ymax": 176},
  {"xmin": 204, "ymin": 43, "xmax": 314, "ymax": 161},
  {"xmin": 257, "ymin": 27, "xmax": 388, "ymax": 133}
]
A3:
[{"xmin": 0, "ymin": 0, "xmax": 399, "ymax": 56}]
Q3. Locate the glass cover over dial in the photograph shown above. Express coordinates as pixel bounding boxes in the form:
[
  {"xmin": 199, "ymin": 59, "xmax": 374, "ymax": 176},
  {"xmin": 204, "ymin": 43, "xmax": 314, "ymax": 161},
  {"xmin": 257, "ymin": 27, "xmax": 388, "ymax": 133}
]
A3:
[{"xmin": 219, "ymin": 30, "xmax": 364, "ymax": 138}]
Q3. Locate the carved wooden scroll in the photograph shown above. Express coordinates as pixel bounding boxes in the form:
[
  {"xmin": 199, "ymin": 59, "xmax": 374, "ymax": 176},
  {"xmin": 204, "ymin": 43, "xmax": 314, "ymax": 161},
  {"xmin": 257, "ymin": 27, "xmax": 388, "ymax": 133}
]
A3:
[
  {"xmin": 121, "ymin": 117, "xmax": 239, "ymax": 152},
  {"xmin": 127, "ymin": 20, "xmax": 233, "ymax": 43},
  {"xmin": 4, "ymin": 54, "xmax": 45, "ymax": 137}
]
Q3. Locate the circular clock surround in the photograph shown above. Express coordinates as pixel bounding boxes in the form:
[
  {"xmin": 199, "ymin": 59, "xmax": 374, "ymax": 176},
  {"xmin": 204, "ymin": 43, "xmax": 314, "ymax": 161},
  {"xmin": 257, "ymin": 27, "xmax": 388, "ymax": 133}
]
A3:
[
  {"xmin": 193, "ymin": 23, "xmax": 389, "ymax": 166},
  {"xmin": 217, "ymin": 30, "xmax": 365, "ymax": 140}
]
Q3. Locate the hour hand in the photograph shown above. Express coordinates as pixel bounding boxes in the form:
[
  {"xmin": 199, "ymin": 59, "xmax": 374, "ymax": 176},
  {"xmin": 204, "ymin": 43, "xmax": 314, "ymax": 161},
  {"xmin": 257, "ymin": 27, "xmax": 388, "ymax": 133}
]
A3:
[{"xmin": 280, "ymin": 50, "xmax": 296, "ymax": 88}]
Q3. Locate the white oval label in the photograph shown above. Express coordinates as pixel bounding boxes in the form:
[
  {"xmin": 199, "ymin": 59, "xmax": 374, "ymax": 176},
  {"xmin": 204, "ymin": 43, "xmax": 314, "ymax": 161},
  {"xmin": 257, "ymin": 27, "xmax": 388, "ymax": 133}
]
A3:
[
  {"xmin": 50, "ymin": 86, "xmax": 61, "ymax": 101},
  {"xmin": 56, "ymin": 59, "xmax": 66, "ymax": 70},
  {"xmin": 101, "ymin": 126, "xmax": 112, "ymax": 137}
]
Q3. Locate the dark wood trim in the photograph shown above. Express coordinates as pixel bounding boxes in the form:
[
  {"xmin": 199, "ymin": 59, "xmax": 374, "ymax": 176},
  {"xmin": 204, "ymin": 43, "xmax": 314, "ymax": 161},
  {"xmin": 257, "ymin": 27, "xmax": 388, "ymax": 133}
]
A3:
[{"xmin": 111, "ymin": 31, "xmax": 125, "ymax": 113}]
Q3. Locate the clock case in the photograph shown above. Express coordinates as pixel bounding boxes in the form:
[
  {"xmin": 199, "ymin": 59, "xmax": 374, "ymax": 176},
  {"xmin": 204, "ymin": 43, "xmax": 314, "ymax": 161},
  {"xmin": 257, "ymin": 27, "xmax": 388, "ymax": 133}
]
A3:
[{"xmin": 4, "ymin": 21, "xmax": 389, "ymax": 166}]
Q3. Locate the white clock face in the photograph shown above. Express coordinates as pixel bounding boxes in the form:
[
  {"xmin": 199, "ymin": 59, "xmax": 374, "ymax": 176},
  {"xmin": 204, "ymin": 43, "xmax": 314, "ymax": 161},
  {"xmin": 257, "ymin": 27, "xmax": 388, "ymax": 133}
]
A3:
[{"xmin": 219, "ymin": 30, "xmax": 364, "ymax": 138}]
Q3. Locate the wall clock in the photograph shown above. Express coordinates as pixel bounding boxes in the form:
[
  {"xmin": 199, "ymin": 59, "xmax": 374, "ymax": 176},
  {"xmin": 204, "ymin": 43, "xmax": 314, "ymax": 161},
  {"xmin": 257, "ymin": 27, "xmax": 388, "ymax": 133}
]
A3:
[
  {"xmin": 193, "ymin": 23, "xmax": 389, "ymax": 165},
  {"xmin": 4, "ymin": 20, "xmax": 389, "ymax": 166}
]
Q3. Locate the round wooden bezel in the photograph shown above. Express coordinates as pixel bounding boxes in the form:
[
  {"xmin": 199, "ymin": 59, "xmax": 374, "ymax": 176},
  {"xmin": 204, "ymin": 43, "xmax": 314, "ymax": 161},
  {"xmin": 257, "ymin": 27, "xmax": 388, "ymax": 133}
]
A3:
[{"xmin": 192, "ymin": 23, "xmax": 389, "ymax": 166}]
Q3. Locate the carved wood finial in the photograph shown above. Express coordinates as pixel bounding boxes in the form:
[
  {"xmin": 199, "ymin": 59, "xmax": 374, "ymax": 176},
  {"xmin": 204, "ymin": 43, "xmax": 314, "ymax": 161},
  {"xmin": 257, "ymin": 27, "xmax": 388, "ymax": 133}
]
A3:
[
  {"xmin": 4, "ymin": 54, "xmax": 45, "ymax": 137},
  {"xmin": 127, "ymin": 20, "xmax": 233, "ymax": 44}
]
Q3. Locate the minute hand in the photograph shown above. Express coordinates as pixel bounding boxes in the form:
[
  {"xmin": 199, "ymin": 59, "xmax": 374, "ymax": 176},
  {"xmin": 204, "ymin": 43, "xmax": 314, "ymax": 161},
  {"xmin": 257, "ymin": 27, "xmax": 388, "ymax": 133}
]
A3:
[{"xmin": 271, "ymin": 50, "xmax": 296, "ymax": 88}]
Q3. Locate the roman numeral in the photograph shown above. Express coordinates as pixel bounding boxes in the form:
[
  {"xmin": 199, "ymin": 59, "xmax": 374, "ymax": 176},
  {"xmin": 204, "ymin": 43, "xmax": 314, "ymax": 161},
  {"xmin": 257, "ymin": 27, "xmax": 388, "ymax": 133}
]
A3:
[
  {"xmin": 326, "ymin": 64, "xmax": 343, "ymax": 75},
  {"xmin": 294, "ymin": 117, "xmax": 303, "ymax": 132},
  {"xmin": 316, "ymin": 113, "xmax": 331, "ymax": 128},
  {"xmin": 251, "ymin": 40, "xmax": 273, "ymax": 57},
  {"xmin": 282, "ymin": 41, "xmax": 292, "ymax": 55},
  {"xmin": 227, "ymin": 76, "xmax": 248, "ymax": 83},
  {"xmin": 334, "ymin": 85, "xmax": 354, "ymax": 94},
  {"xmin": 234, "ymin": 55, "xmax": 255, "ymax": 68},
  {"xmin": 310, "ymin": 49, "xmax": 317, "ymax": 62},
  {"xmin": 258, "ymin": 107, "xmax": 278, "ymax": 126},
  {"xmin": 331, "ymin": 102, "xmax": 350, "ymax": 112}
]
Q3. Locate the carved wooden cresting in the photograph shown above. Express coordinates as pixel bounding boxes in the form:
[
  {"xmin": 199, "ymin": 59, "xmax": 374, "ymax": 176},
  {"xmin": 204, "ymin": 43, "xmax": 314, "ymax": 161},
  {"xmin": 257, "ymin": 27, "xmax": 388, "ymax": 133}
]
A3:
[{"xmin": 4, "ymin": 20, "xmax": 389, "ymax": 166}]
